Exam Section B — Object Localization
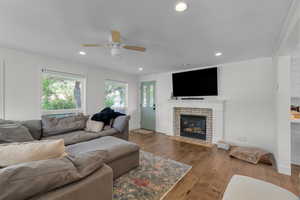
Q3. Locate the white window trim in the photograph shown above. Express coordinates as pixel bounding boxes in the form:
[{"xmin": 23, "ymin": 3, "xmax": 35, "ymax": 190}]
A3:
[
  {"xmin": 40, "ymin": 69, "xmax": 87, "ymax": 116},
  {"xmin": 105, "ymin": 79, "xmax": 128, "ymax": 114}
]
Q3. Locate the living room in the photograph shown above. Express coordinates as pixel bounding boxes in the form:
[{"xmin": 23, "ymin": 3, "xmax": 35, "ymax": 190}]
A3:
[{"xmin": 0, "ymin": 0, "xmax": 299, "ymax": 200}]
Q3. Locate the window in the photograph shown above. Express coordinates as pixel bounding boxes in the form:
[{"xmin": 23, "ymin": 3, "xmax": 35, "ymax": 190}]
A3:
[
  {"xmin": 41, "ymin": 70, "xmax": 85, "ymax": 115},
  {"xmin": 104, "ymin": 80, "xmax": 128, "ymax": 114}
]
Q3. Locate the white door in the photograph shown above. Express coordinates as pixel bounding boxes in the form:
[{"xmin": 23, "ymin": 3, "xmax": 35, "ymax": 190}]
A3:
[{"xmin": 140, "ymin": 81, "xmax": 156, "ymax": 131}]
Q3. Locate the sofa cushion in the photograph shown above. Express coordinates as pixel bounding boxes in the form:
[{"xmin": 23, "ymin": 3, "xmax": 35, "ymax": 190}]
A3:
[
  {"xmin": 0, "ymin": 119, "xmax": 16, "ymax": 124},
  {"xmin": 42, "ymin": 115, "xmax": 89, "ymax": 137},
  {"xmin": 42, "ymin": 130, "xmax": 99, "ymax": 145},
  {"xmin": 113, "ymin": 115, "xmax": 130, "ymax": 133},
  {"xmin": 0, "ymin": 150, "xmax": 106, "ymax": 200},
  {"xmin": 0, "ymin": 139, "xmax": 66, "ymax": 167},
  {"xmin": 0, "ymin": 122, "xmax": 34, "ymax": 144},
  {"xmin": 42, "ymin": 128, "xmax": 119, "ymax": 145},
  {"xmin": 96, "ymin": 128, "xmax": 119, "ymax": 137},
  {"xmin": 66, "ymin": 136, "xmax": 140, "ymax": 163},
  {"xmin": 20, "ymin": 120, "xmax": 42, "ymax": 140}
]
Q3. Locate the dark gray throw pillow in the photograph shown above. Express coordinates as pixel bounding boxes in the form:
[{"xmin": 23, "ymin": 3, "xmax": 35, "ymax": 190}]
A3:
[
  {"xmin": 113, "ymin": 115, "xmax": 130, "ymax": 132},
  {"xmin": 42, "ymin": 115, "xmax": 89, "ymax": 137},
  {"xmin": 0, "ymin": 150, "xmax": 106, "ymax": 200},
  {"xmin": 21, "ymin": 120, "xmax": 42, "ymax": 140},
  {"xmin": 0, "ymin": 122, "xmax": 34, "ymax": 143}
]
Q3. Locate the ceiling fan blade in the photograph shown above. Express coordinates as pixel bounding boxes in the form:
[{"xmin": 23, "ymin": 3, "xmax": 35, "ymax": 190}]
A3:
[
  {"xmin": 111, "ymin": 30, "xmax": 121, "ymax": 43},
  {"xmin": 82, "ymin": 44, "xmax": 106, "ymax": 47},
  {"xmin": 123, "ymin": 45, "xmax": 146, "ymax": 52}
]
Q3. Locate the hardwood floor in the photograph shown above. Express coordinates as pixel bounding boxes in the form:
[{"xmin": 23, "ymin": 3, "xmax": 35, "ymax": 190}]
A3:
[{"xmin": 129, "ymin": 132, "xmax": 300, "ymax": 200}]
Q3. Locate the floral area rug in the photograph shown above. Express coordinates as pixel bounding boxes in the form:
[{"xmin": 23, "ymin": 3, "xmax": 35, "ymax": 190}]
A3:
[{"xmin": 113, "ymin": 151, "xmax": 192, "ymax": 200}]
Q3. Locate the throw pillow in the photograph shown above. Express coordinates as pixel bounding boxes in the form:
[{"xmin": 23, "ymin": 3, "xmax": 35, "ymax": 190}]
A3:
[
  {"xmin": 20, "ymin": 120, "xmax": 42, "ymax": 140},
  {"xmin": 0, "ymin": 139, "xmax": 67, "ymax": 167},
  {"xmin": 229, "ymin": 146, "xmax": 273, "ymax": 165},
  {"xmin": 0, "ymin": 122, "xmax": 34, "ymax": 143},
  {"xmin": 0, "ymin": 150, "xmax": 106, "ymax": 200},
  {"xmin": 113, "ymin": 115, "xmax": 130, "ymax": 132},
  {"xmin": 85, "ymin": 119, "xmax": 104, "ymax": 133},
  {"xmin": 42, "ymin": 114, "xmax": 89, "ymax": 137}
]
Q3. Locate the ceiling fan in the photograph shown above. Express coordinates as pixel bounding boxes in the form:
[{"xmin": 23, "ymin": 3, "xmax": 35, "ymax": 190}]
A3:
[{"xmin": 82, "ymin": 30, "xmax": 146, "ymax": 56}]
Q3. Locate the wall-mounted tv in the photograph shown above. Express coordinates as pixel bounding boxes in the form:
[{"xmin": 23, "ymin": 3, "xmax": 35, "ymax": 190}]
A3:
[{"xmin": 172, "ymin": 67, "xmax": 218, "ymax": 97}]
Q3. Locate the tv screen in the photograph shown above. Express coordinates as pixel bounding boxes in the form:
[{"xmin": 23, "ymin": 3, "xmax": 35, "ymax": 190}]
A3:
[{"xmin": 172, "ymin": 67, "xmax": 218, "ymax": 97}]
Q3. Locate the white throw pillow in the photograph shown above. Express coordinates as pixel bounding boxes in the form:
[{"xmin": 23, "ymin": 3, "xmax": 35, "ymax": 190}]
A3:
[
  {"xmin": 0, "ymin": 139, "xmax": 67, "ymax": 167},
  {"xmin": 85, "ymin": 119, "xmax": 104, "ymax": 133}
]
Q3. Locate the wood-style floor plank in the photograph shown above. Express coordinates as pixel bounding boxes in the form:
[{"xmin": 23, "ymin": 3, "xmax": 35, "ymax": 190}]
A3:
[{"xmin": 129, "ymin": 132, "xmax": 300, "ymax": 200}]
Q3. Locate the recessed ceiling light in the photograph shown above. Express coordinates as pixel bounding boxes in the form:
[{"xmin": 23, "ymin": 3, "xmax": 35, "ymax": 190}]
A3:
[
  {"xmin": 215, "ymin": 52, "xmax": 223, "ymax": 57},
  {"xmin": 78, "ymin": 51, "xmax": 87, "ymax": 55},
  {"xmin": 138, "ymin": 67, "xmax": 143, "ymax": 71},
  {"xmin": 175, "ymin": 1, "xmax": 188, "ymax": 12}
]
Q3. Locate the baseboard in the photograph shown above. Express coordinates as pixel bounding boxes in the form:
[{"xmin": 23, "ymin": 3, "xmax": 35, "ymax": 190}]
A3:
[
  {"xmin": 291, "ymin": 157, "xmax": 300, "ymax": 166},
  {"xmin": 278, "ymin": 164, "xmax": 291, "ymax": 175},
  {"xmin": 291, "ymin": 153, "xmax": 300, "ymax": 166}
]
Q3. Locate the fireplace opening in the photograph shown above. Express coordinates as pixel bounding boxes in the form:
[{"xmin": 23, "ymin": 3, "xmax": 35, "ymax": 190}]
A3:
[{"xmin": 180, "ymin": 115, "xmax": 206, "ymax": 140}]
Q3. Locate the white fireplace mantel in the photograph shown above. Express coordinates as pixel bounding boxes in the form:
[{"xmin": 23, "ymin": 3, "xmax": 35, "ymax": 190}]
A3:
[{"xmin": 166, "ymin": 99, "xmax": 225, "ymax": 144}]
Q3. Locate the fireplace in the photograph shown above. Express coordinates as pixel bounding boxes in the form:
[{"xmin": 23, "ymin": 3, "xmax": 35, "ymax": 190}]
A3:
[
  {"xmin": 180, "ymin": 115, "xmax": 207, "ymax": 140},
  {"xmin": 174, "ymin": 107, "xmax": 213, "ymax": 143}
]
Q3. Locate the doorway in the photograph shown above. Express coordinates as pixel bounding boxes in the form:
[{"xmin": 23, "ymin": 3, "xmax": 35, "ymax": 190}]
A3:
[{"xmin": 140, "ymin": 81, "xmax": 156, "ymax": 131}]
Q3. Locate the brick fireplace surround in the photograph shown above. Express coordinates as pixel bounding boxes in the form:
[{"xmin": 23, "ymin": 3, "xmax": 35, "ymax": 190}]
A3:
[
  {"xmin": 166, "ymin": 99, "xmax": 224, "ymax": 144},
  {"xmin": 174, "ymin": 107, "xmax": 213, "ymax": 143}
]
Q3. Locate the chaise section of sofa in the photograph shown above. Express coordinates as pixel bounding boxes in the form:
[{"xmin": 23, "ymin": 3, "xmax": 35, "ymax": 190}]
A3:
[
  {"xmin": 31, "ymin": 164, "xmax": 113, "ymax": 200},
  {"xmin": 66, "ymin": 136, "xmax": 140, "ymax": 179}
]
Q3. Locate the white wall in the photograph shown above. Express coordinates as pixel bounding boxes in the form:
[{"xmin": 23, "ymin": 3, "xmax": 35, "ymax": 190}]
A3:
[
  {"xmin": 0, "ymin": 61, "xmax": 4, "ymax": 119},
  {"xmin": 0, "ymin": 47, "xmax": 139, "ymax": 130},
  {"xmin": 291, "ymin": 57, "xmax": 300, "ymax": 97},
  {"xmin": 274, "ymin": 56, "xmax": 291, "ymax": 175},
  {"xmin": 290, "ymin": 56, "xmax": 300, "ymax": 165},
  {"xmin": 139, "ymin": 58, "xmax": 277, "ymax": 153}
]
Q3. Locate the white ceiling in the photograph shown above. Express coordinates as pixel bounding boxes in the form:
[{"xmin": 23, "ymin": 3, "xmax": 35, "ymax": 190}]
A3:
[{"xmin": 0, "ymin": 0, "xmax": 293, "ymax": 74}]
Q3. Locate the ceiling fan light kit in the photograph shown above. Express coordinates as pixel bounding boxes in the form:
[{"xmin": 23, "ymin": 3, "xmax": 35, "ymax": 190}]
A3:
[
  {"xmin": 175, "ymin": 0, "xmax": 188, "ymax": 12},
  {"xmin": 82, "ymin": 30, "xmax": 146, "ymax": 56}
]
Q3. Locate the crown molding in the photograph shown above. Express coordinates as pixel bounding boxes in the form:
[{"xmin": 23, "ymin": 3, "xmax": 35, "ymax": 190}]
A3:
[{"xmin": 273, "ymin": 0, "xmax": 300, "ymax": 57}]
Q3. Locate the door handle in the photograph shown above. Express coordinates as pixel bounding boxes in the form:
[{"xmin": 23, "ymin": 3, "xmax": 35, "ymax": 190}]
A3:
[{"xmin": 153, "ymin": 104, "xmax": 156, "ymax": 111}]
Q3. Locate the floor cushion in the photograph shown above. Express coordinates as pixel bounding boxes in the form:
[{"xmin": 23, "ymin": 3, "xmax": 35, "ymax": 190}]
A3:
[{"xmin": 229, "ymin": 146, "xmax": 273, "ymax": 165}]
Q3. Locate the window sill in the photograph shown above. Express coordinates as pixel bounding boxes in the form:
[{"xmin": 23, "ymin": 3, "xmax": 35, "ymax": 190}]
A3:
[{"xmin": 41, "ymin": 109, "xmax": 84, "ymax": 116}]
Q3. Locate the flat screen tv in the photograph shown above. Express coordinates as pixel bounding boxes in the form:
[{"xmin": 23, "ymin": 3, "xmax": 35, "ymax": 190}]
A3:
[{"xmin": 172, "ymin": 67, "xmax": 218, "ymax": 97}]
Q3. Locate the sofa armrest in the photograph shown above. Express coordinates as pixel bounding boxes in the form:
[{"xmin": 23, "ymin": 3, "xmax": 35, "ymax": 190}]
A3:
[
  {"xmin": 31, "ymin": 164, "xmax": 113, "ymax": 200},
  {"xmin": 113, "ymin": 116, "xmax": 130, "ymax": 140}
]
